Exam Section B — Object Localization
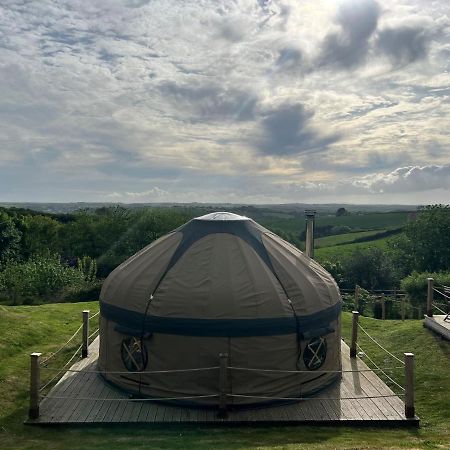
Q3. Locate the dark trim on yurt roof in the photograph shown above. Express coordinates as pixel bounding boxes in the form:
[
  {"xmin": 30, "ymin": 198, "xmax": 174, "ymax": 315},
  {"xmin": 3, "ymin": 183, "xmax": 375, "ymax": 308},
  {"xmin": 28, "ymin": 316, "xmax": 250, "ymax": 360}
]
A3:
[{"xmin": 101, "ymin": 301, "xmax": 341, "ymax": 337}]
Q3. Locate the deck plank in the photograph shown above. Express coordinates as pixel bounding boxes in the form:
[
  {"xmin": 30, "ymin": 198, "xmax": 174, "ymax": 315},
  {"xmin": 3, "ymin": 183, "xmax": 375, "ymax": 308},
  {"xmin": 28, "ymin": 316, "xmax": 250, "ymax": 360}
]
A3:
[
  {"xmin": 48, "ymin": 357, "xmax": 94, "ymax": 423},
  {"xmin": 67, "ymin": 371, "xmax": 99, "ymax": 423},
  {"xmin": 84, "ymin": 377, "xmax": 111, "ymax": 422},
  {"xmin": 344, "ymin": 354, "xmax": 405, "ymax": 420}
]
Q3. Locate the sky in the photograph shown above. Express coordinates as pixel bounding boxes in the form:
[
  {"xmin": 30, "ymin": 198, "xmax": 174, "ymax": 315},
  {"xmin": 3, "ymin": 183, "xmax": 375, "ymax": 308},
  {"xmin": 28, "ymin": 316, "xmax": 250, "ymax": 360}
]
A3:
[{"xmin": 0, "ymin": 0, "xmax": 449, "ymax": 205}]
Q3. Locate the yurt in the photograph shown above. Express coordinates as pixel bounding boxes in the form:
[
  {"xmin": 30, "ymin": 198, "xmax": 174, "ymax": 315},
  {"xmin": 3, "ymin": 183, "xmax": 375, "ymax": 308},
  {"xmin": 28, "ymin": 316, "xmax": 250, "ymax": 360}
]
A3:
[{"xmin": 98, "ymin": 212, "xmax": 342, "ymax": 407}]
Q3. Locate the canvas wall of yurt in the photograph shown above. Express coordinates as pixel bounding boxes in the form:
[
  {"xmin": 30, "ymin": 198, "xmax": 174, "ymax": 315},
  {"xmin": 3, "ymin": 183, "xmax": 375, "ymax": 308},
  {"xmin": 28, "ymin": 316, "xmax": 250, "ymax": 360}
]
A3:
[{"xmin": 98, "ymin": 212, "xmax": 342, "ymax": 407}]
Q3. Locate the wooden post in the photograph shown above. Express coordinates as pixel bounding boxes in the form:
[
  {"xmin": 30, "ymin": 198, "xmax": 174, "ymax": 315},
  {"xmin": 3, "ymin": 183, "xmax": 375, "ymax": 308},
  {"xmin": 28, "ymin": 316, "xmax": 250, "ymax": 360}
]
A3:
[
  {"xmin": 427, "ymin": 277, "xmax": 434, "ymax": 317},
  {"xmin": 82, "ymin": 310, "xmax": 89, "ymax": 358},
  {"xmin": 218, "ymin": 353, "xmax": 229, "ymax": 418},
  {"xmin": 404, "ymin": 353, "xmax": 415, "ymax": 419},
  {"xmin": 29, "ymin": 352, "xmax": 41, "ymax": 419},
  {"xmin": 417, "ymin": 305, "xmax": 422, "ymax": 320},
  {"xmin": 350, "ymin": 311, "xmax": 359, "ymax": 358},
  {"xmin": 381, "ymin": 293, "xmax": 386, "ymax": 320},
  {"xmin": 401, "ymin": 295, "xmax": 405, "ymax": 321},
  {"xmin": 354, "ymin": 285, "xmax": 360, "ymax": 311}
]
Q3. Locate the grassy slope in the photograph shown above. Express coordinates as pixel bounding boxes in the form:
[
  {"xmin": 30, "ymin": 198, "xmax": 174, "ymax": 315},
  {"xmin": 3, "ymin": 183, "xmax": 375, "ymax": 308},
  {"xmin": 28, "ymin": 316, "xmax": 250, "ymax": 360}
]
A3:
[{"xmin": 0, "ymin": 303, "xmax": 449, "ymax": 450}]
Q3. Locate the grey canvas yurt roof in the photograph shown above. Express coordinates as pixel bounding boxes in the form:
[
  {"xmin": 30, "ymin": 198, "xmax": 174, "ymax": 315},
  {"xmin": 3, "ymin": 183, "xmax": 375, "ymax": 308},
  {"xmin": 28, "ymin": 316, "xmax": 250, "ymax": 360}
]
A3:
[{"xmin": 98, "ymin": 212, "xmax": 342, "ymax": 407}]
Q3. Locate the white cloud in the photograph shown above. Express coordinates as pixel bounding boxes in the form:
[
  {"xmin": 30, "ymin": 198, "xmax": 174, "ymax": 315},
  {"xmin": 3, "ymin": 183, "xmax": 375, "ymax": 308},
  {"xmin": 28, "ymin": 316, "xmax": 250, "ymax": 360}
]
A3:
[
  {"xmin": 285, "ymin": 164, "xmax": 450, "ymax": 199},
  {"xmin": 0, "ymin": 0, "xmax": 449, "ymax": 204},
  {"xmin": 360, "ymin": 164, "xmax": 450, "ymax": 193}
]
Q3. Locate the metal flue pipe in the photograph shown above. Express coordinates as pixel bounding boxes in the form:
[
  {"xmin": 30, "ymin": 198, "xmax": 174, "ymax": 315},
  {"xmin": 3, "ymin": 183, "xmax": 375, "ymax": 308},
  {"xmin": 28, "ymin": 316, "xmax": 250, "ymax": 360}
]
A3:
[{"xmin": 305, "ymin": 210, "xmax": 316, "ymax": 259}]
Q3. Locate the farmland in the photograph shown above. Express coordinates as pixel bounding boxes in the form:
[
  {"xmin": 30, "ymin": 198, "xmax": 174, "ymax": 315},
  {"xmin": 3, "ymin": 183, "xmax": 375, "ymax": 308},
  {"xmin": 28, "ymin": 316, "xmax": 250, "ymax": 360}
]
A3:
[
  {"xmin": 257, "ymin": 210, "xmax": 410, "ymax": 234},
  {"xmin": 315, "ymin": 229, "xmax": 395, "ymax": 248},
  {"xmin": 315, "ymin": 235, "xmax": 391, "ymax": 261}
]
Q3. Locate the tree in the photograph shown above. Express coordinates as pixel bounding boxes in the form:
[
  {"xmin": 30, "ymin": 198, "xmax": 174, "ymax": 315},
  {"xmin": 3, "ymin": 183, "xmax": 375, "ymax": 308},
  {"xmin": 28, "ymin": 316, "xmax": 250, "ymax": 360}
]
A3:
[
  {"xmin": 96, "ymin": 208, "xmax": 190, "ymax": 276},
  {"xmin": 0, "ymin": 212, "xmax": 21, "ymax": 267},
  {"xmin": 394, "ymin": 205, "xmax": 450, "ymax": 272},
  {"xmin": 340, "ymin": 247, "xmax": 398, "ymax": 290},
  {"xmin": 59, "ymin": 207, "xmax": 131, "ymax": 262},
  {"xmin": 17, "ymin": 214, "xmax": 62, "ymax": 259},
  {"xmin": 336, "ymin": 207, "xmax": 349, "ymax": 217}
]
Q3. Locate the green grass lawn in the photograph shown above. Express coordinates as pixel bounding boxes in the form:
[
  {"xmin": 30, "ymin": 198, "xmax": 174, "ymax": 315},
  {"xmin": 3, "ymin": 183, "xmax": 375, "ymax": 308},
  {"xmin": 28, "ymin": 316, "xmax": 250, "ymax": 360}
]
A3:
[{"xmin": 1, "ymin": 302, "xmax": 449, "ymax": 449}]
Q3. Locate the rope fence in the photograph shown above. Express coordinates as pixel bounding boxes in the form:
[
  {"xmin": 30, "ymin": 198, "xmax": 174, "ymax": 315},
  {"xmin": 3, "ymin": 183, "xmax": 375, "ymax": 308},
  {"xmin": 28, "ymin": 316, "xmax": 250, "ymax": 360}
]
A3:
[
  {"xmin": 356, "ymin": 343, "xmax": 405, "ymax": 393},
  {"xmin": 88, "ymin": 328, "xmax": 99, "ymax": 341},
  {"xmin": 40, "ymin": 394, "xmax": 219, "ymax": 402},
  {"xmin": 427, "ymin": 278, "xmax": 450, "ymax": 320},
  {"xmin": 434, "ymin": 281, "xmax": 450, "ymax": 290},
  {"xmin": 38, "ymin": 365, "xmax": 403, "ymax": 375},
  {"xmin": 27, "ymin": 307, "xmax": 415, "ymax": 421},
  {"xmin": 350, "ymin": 280, "xmax": 450, "ymax": 321},
  {"xmin": 348, "ymin": 311, "xmax": 414, "ymax": 417},
  {"xmin": 38, "ymin": 393, "xmax": 404, "ymax": 403},
  {"xmin": 227, "ymin": 393, "xmax": 404, "ymax": 401},
  {"xmin": 41, "ymin": 309, "xmax": 99, "ymax": 365},
  {"xmin": 41, "ymin": 323, "xmax": 84, "ymax": 365},
  {"xmin": 432, "ymin": 303, "xmax": 447, "ymax": 315},
  {"xmin": 40, "ymin": 366, "xmax": 220, "ymax": 375},
  {"xmin": 350, "ymin": 315, "xmax": 406, "ymax": 393},
  {"xmin": 37, "ymin": 309, "xmax": 100, "ymax": 395},
  {"xmin": 347, "ymin": 286, "xmax": 424, "ymax": 320},
  {"xmin": 39, "ymin": 343, "xmax": 83, "ymax": 392},
  {"xmin": 433, "ymin": 288, "xmax": 450, "ymax": 301},
  {"xmin": 356, "ymin": 323, "xmax": 405, "ymax": 365}
]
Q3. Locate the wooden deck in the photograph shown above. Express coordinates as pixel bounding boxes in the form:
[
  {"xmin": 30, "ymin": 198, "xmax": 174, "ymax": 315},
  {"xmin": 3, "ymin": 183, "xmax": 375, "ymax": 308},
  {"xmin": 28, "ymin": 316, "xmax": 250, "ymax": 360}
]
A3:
[
  {"xmin": 424, "ymin": 315, "xmax": 450, "ymax": 340},
  {"xmin": 27, "ymin": 338, "xmax": 418, "ymax": 426}
]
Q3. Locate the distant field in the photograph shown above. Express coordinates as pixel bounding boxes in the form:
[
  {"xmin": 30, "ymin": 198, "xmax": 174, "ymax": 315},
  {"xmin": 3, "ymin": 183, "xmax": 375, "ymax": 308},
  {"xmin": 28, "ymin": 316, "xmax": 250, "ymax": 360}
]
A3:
[
  {"xmin": 259, "ymin": 211, "xmax": 411, "ymax": 236},
  {"xmin": 315, "ymin": 211, "xmax": 411, "ymax": 229},
  {"xmin": 315, "ymin": 236, "xmax": 391, "ymax": 261},
  {"xmin": 315, "ymin": 229, "xmax": 387, "ymax": 248}
]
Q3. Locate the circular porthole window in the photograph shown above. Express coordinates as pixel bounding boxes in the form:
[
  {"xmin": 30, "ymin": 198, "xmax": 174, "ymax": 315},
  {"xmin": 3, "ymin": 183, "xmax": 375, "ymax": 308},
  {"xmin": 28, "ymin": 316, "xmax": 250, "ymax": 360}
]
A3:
[
  {"xmin": 303, "ymin": 336, "xmax": 327, "ymax": 370},
  {"xmin": 121, "ymin": 337, "xmax": 148, "ymax": 372}
]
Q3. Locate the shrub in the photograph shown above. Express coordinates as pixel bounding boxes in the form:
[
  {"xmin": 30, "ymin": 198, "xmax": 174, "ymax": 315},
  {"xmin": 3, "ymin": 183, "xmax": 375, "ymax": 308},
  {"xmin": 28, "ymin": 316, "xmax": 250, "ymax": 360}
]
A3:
[
  {"xmin": 0, "ymin": 254, "xmax": 91, "ymax": 305},
  {"xmin": 331, "ymin": 225, "xmax": 352, "ymax": 234},
  {"xmin": 327, "ymin": 247, "xmax": 400, "ymax": 290},
  {"xmin": 321, "ymin": 260, "xmax": 345, "ymax": 285},
  {"xmin": 64, "ymin": 281, "xmax": 102, "ymax": 302},
  {"xmin": 401, "ymin": 271, "xmax": 450, "ymax": 306},
  {"xmin": 77, "ymin": 256, "xmax": 97, "ymax": 283}
]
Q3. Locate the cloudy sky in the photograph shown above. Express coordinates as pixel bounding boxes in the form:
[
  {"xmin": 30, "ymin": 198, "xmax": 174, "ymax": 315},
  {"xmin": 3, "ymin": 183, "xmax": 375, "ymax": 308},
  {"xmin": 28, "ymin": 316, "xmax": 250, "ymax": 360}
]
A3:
[{"xmin": 1, "ymin": 0, "xmax": 449, "ymax": 204}]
